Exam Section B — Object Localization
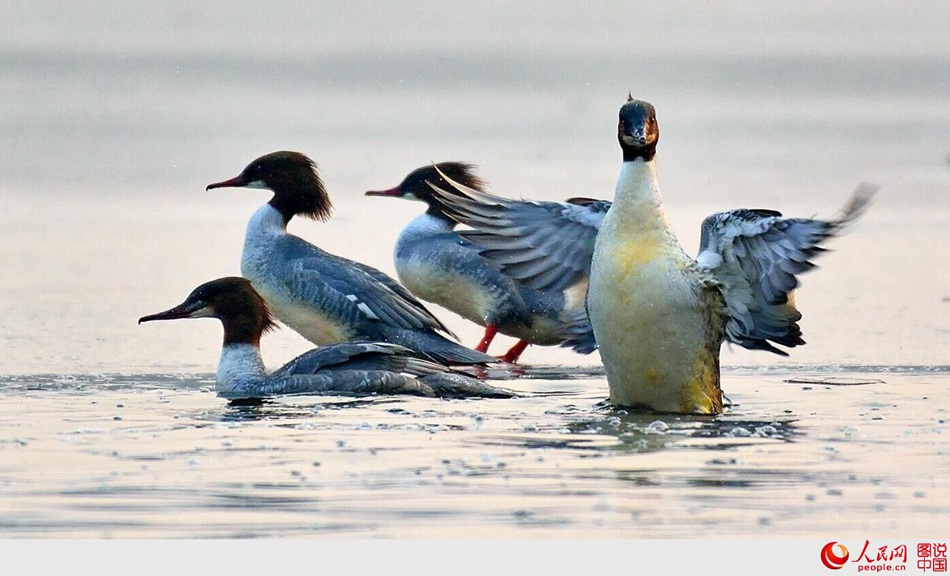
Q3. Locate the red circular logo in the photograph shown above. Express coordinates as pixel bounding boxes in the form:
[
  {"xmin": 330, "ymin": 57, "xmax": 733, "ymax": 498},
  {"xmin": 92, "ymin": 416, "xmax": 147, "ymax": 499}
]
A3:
[{"xmin": 821, "ymin": 542, "xmax": 850, "ymax": 570}]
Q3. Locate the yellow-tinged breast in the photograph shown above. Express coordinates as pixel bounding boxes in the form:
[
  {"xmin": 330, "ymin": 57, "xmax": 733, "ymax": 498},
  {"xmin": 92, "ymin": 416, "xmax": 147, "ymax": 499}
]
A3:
[
  {"xmin": 614, "ymin": 232, "xmax": 664, "ymax": 275},
  {"xmin": 591, "ymin": 231, "xmax": 724, "ymax": 414},
  {"xmin": 272, "ymin": 298, "xmax": 354, "ymax": 345},
  {"xmin": 249, "ymin": 281, "xmax": 354, "ymax": 346},
  {"xmin": 398, "ymin": 260, "xmax": 491, "ymax": 327}
]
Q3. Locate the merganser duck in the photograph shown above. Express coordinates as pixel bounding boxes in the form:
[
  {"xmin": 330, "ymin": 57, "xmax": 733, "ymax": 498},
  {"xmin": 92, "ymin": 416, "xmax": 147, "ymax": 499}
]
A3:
[
  {"xmin": 366, "ymin": 163, "xmax": 597, "ymax": 363},
  {"xmin": 587, "ymin": 96, "xmax": 877, "ymax": 414},
  {"xmin": 138, "ymin": 277, "xmax": 515, "ymax": 401},
  {"xmin": 205, "ymin": 151, "xmax": 497, "ymax": 366}
]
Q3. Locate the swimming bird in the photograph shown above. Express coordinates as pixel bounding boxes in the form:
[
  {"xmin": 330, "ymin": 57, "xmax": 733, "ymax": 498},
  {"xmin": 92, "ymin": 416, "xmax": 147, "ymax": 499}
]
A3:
[
  {"xmin": 205, "ymin": 151, "xmax": 498, "ymax": 366},
  {"xmin": 586, "ymin": 96, "xmax": 876, "ymax": 414},
  {"xmin": 366, "ymin": 163, "xmax": 597, "ymax": 363},
  {"xmin": 138, "ymin": 277, "xmax": 515, "ymax": 401}
]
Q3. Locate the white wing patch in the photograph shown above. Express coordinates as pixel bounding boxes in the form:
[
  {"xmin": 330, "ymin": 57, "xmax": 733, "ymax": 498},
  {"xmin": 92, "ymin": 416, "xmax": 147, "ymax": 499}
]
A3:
[{"xmin": 346, "ymin": 293, "xmax": 381, "ymax": 320}]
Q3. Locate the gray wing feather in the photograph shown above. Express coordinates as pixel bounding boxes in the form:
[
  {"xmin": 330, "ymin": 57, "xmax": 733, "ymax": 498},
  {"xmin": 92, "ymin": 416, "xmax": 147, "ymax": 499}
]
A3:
[
  {"xmin": 418, "ymin": 373, "xmax": 518, "ymax": 399},
  {"xmin": 224, "ymin": 372, "xmax": 437, "ymax": 399},
  {"xmin": 272, "ymin": 341, "xmax": 421, "ymax": 377},
  {"xmin": 697, "ymin": 182, "xmax": 877, "ymax": 354},
  {"xmin": 224, "ymin": 341, "xmax": 515, "ymax": 400},
  {"xmin": 285, "ymin": 253, "xmax": 457, "ymax": 338},
  {"xmin": 426, "ymin": 168, "xmax": 608, "ymax": 293}
]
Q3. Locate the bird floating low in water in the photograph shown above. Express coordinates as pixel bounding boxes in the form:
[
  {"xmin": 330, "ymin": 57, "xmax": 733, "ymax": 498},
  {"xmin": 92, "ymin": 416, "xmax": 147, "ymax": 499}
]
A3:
[{"xmin": 139, "ymin": 277, "xmax": 516, "ymax": 401}]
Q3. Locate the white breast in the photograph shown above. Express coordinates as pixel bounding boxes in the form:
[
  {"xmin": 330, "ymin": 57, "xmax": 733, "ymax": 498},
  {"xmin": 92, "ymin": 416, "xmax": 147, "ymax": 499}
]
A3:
[{"xmin": 216, "ymin": 344, "xmax": 267, "ymax": 395}]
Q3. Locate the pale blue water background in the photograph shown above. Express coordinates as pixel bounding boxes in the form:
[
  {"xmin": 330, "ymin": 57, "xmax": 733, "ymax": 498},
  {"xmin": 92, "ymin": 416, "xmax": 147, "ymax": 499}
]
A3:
[{"xmin": 0, "ymin": 1, "xmax": 948, "ymax": 540}]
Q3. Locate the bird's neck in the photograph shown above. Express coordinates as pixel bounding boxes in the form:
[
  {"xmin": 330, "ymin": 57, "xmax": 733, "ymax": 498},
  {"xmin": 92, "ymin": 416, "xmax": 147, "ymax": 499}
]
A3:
[
  {"xmin": 242, "ymin": 204, "xmax": 287, "ymax": 273},
  {"xmin": 608, "ymin": 159, "xmax": 676, "ymax": 237},
  {"xmin": 216, "ymin": 343, "xmax": 267, "ymax": 394},
  {"xmin": 398, "ymin": 212, "xmax": 456, "ymax": 248},
  {"xmin": 246, "ymin": 203, "xmax": 288, "ymax": 238}
]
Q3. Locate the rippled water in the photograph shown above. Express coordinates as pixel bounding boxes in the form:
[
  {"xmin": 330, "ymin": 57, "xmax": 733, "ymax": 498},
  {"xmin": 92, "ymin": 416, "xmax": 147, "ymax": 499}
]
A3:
[
  {"xmin": 2, "ymin": 365, "xmax": 947, "ymax": 538},
  {"xmin": 1, "ymin": 1, "xmax": 949, "ymax": 539}
]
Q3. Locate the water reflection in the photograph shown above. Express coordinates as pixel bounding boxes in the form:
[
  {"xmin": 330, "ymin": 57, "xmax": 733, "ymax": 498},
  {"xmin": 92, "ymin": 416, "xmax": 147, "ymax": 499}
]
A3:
[
  {"xmin": 486, "ymin": 409, "xmax": 801, "ymax": 455},
  {"xmin": 213, "ymin": 396, "xmax": 392, "ymax": 422}
]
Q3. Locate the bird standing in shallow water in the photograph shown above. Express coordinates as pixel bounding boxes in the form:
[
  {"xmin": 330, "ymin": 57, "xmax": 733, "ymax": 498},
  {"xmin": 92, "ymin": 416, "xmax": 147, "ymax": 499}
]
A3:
[
  {"xmin": 366, "ymin": 163, "xmax": 597, "ymax": 363},
  {"xmin": 205, "ymin": 151, "xmax": 498, "ymax": 367},
  {"xmin": 587, "ymin": 96, "xmax": 876, "ymax": 415},
  {"xmin": 138, "ymin": 277, "xmax": 515, "ymax": 401}
]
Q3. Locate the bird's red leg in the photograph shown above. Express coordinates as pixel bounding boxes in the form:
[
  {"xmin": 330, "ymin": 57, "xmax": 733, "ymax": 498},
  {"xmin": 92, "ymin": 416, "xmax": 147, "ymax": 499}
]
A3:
[
  {"xmin": 475, "ymin": 325, "xmax": 498, "ymax": 353},
  {"xmin": 499, "ymin": 340, "xmax": 529, "ymax": 363}
]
